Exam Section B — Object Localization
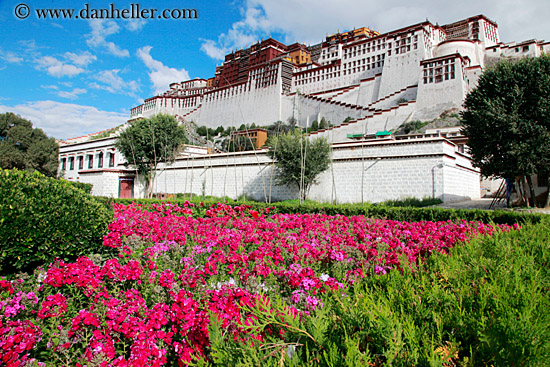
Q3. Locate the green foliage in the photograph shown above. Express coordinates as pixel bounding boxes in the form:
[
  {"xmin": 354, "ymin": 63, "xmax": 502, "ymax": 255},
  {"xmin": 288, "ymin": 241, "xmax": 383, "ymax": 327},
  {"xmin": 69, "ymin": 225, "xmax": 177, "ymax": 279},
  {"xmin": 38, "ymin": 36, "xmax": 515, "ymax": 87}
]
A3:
[
  {"xmin": 0, "ymin": 112, "xmax": 59, "ymax": 177},
  {"xmin": 89, "ymin": 125, "xmax": 122, "ymax": 140},
  {"xmin": 266, "ymin": 120, "xmax": 294, "ymax": 136},
  {"xmin": 196, "ymin": 125, "xmax": 216, "ymax": 138},
  {"xmin": 342, "ymin": 116, "xmax": 354, "ymax": 124},
  {"xmin": 310, "ymin": 120, "xmax": 319, "ymax": 132},
  {"xmin": 115, "ymin": 114, "xmax": 187, "ymax": 197},
  {"xmin": 63, "ymin": 180, "xmax": 93, "ymax": 194},
  {"xmin": 224, "ymin": 133, "xmax": 256, "ymax": 152},
  {"xmin": 95, "ymin": 196, "xmax": 543, "ymax": 227},
  {"xmin": 398, "ymin": 119, "xmax": 428, "ymax": 134},
  {"xmin": 267, "ymin": 131, "xmax": 331, "ymax": 200},
  {"xmin": 0, "ymin": 169, "xmax": 112, "ymax": 276},
  {"xmin": 319, "ymin": 117, "xmax": 329, "ymax": 129},
  {"xmin": 377, "ymin": 196, "xmax": 442, "ymax": 207},
  {"xmin": 461, "ymin": 55, "xmax": 550, "ymax": 179}
]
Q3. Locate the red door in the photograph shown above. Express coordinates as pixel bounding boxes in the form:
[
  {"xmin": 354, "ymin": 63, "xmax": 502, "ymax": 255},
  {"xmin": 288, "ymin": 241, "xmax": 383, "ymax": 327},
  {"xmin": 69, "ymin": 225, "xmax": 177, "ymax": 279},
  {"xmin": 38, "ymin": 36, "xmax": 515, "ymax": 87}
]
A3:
[{"xmin": 119, "ymin": 178, "xmax": 134, "ymax": 198}]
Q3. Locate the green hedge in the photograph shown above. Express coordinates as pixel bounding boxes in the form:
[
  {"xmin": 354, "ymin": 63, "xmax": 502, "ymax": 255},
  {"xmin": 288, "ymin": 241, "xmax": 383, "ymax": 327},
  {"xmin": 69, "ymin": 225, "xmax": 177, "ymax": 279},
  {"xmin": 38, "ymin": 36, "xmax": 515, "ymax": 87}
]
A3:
[
  {"xmin": 0, "ymin": 169, "xmax": 112, "ymax": 276},
  {"xmin": 95, "ymin": 196, "xmax": 545, "ymax": 225},
  {"xmin": 64, "ymin": 180, "xmax": 93, "ymax": 194}
]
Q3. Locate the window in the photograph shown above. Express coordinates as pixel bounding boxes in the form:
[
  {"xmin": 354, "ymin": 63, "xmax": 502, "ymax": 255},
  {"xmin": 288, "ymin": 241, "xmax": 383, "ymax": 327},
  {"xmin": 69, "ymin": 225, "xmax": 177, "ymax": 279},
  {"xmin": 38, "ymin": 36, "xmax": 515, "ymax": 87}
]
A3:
[
  {"xmin": 60, "ymin": 158, "xmax": 66, "ymax": 171},
  {"xmin": 88, "ymin": 155, "xmax": 93, "ymax": 169},
  {"xmin": 109, "ymin": 153, "xmax": 115, "ymax": 167},
  {"xmin": 78, "ymin": 156, "xmax": 83, "ymax": 170},
  {"xmin": 69, "ymin": 157, "xmax": 74, "ymax": 170},
  {"xmin": 98, "ymin": 152, "xmax": 103, "ymax": 168}
]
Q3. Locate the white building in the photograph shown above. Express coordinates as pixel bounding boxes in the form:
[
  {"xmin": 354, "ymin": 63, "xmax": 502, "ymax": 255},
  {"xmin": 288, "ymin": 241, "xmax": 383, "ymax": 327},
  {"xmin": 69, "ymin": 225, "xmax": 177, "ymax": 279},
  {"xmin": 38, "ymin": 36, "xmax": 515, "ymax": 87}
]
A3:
[{"xmin": 59, "ymin": 14, "xmax": 549, "ymax": 202}]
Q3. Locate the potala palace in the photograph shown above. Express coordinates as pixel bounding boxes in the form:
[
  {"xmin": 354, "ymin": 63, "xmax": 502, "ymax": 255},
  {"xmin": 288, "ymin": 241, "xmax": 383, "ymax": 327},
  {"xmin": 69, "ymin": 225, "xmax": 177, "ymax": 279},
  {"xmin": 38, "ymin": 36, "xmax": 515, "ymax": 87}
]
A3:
[{"xmin": 59, "ymin": 14, "xmax": 550, "ymax": 202}]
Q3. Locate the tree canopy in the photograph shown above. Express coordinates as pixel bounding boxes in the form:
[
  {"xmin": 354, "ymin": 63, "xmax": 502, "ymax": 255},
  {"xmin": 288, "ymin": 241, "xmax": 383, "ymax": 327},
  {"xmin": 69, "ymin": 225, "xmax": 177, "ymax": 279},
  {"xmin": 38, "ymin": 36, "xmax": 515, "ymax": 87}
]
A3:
[
  {"xmin": 115, "ymin": 114, "xmax": 187, "ymax": 197},
  {"xmin": 461, "ymin": 54, "xmax": 550, "ymax": 206},
  {"xmin": 266, "ymin": 130, "xmax": 331, "ymax": 200},
  {"xmin": 0, "ymin": 112, "xmax": 59, "ymax": 177}
]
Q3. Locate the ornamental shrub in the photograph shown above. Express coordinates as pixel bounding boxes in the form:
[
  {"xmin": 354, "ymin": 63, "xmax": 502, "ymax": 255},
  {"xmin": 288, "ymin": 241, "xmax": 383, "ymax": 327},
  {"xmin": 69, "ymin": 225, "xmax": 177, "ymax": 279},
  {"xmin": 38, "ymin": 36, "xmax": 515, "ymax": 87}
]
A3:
[
  {"xmin": 0, "ymin": 169, "xmax": 111, "ymax": 276},
  {"xmin": 63, "ymin": 180, "xmax": 93, "ymax": 194}
]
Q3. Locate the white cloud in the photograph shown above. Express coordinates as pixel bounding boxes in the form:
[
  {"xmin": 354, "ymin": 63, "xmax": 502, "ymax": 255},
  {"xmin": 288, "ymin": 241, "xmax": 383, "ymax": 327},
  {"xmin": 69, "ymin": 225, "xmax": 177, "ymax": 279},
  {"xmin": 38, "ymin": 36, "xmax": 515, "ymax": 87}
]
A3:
[
  {"xmin": 125, "ymin": 19, "xmax": 147, "ymax": 32},
  {"xmin": 90, "ymin": 69, "xmax": 140, "ymax": 97},
  {"xmin": 86, "ymin": 19, "xmax": 129, "ymax": 57},
  {"xmin": 35, "ymin": 56, "xmax": 85, "ymax": 77},
  {"xmin": 41, "ymin": 85, "xmax": 59, "ymax": 90},
  {"xmin": 34, "ymin": 52, "xmax": 96, "ymax": 78},
  {"xmin": 0, "ymin": 101, "xmax": 128, "ymax": 139},
  {"xmin": 57, "ymin": 88, "xmax": 87, "ymax": 100},
  {"xmin": 0, "ymin": 50, "xmax": 23, "ymax": 64},
  {"xmin": 200, "ymin": 6, "xmax": 274, "ymax": 60},
  {"xmin": 64, "ymin": 51, "xmax": 97, "ymax": 67},
  {"xmin": 137, "ymin": 46, "xmax": 190, "ymax": 94},
  {"xmin": 200, "ymin": 39, "xmax": 228, "ymax": 60}
]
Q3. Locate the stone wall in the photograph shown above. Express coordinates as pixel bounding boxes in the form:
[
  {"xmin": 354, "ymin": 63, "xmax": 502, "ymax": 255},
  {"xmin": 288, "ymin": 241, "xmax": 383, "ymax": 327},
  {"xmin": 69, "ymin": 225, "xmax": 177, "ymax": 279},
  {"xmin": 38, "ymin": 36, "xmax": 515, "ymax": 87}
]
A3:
[{"xmin": 147, "ymin": 137, "xmax": 480, "ymax": 203}]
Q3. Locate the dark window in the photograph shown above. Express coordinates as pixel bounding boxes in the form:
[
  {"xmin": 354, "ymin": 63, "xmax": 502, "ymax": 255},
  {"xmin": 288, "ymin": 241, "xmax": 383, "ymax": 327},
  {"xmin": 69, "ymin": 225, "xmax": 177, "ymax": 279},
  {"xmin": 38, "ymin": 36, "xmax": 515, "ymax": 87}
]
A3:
[
  {"xmin": 69, "ymin": 157, "xmax": 74, "ymax": 170},
  {"xmin": 109, "ymin": 153, "xmax": 115, "ymax": 167},
  {"xmin": 98, "ymin": 152, "xmax": 103, "ymax": 168},
  {"xmin": 78, "ymin": 156, "xmax": 83, "ymax": 170},
  {"xmin": 88, "ymin": 155, "xmax": 93, "ymax": 169},
  {"xmin": 61, "ymin": 158, "xmax": 66, "ymax": 171}
]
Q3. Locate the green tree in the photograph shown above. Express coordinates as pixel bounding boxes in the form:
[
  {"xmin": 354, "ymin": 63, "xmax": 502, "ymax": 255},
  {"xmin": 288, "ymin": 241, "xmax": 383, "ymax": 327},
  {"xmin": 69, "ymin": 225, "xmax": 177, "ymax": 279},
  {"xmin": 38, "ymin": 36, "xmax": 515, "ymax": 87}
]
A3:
[
  {"xmin": 0, "ymin": 112, "xmax": 59, "ymax": 177},
  {"xmin": 115, "ymin": 114, "xmax": 187, "ymax": 198},
  {"xmin": 310, "ymin": 120, "xmax": 319, "ymax": 132},
  {"xmin": 461, "ymin": 55, "xmax": 550, "ymax": 207},
  {"xmin": 196, "ymin": 126, "xmax": 208, "ymax": 136},
  {"xmin": 319, "ymin": 117, "xmax": 329, "ymax": 129},
  {"xmin": 266, "ymin": 131, "xmax": 331, "ymax": 201}
]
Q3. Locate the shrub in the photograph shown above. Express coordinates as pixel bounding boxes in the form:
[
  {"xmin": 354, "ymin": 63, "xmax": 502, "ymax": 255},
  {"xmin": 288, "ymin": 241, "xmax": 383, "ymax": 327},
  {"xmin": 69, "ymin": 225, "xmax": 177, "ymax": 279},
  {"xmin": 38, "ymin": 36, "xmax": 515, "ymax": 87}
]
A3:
[
  {"xmin": 63, "ymin": 180, "xmax": 93, "ymax": 194},
  {"xmin": 0, "ymin": 169, "xmax": 112, "ymax": 276},
  {"xmin": 94, "ymin": 196, "xmax": 545, "ymax": 226}
]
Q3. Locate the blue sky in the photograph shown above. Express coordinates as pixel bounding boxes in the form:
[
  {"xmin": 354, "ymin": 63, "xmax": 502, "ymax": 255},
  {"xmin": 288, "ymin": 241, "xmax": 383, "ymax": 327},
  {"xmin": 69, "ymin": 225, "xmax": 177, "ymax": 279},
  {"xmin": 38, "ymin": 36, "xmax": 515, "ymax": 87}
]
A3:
[{"xmin": 1, "ymin": 0, "xmax": 549, "ymax": 139}]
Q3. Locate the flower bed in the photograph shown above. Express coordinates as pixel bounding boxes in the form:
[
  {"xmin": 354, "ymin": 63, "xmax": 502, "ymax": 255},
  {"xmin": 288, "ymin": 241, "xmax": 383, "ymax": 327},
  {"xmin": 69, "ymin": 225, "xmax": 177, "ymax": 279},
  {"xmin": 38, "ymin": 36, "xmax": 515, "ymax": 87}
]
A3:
[{"xmin": 0, "ymin": 203, "xmax": 515, "ymax": 366}]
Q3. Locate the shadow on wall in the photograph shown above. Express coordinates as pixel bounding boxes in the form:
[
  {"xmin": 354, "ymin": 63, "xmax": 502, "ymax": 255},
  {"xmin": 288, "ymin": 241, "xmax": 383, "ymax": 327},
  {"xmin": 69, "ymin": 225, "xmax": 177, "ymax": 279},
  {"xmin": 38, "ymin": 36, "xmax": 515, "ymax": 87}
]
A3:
[{"xmin": 243, "ymin": 164, "xmax": 300, "ymax": 202}]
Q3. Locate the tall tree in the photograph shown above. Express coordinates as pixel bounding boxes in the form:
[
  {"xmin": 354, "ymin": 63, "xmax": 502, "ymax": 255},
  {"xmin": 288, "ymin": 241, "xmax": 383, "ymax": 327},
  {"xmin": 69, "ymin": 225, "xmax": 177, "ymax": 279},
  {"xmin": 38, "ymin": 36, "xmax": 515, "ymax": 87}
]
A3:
[
  {"xmin": 115, "ymin": 114, "xmax": 187, "ymax": 198},
  {"xmin": 267, "ymin": 130, "xmax": 331, "ymax": 201},
  {"xmin": 0, "ymin": 112, "xmax": 58, "ymax": 177},
  {"xmin": 461, "ymin": 54, "xmax": 550, "ymax": 207}
]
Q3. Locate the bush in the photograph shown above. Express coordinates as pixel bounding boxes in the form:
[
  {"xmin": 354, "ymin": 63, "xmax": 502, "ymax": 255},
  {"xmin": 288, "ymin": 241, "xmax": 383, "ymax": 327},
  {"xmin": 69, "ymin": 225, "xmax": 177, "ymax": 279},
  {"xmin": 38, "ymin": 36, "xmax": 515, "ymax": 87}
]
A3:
[
  {"xmin": 63, "ymin": 180, "xmax": 93, "ymax": 194},
  {"xmin": 95, "ymin": 196, "xmax": 545, "ymax": 226},
  {"xmin": 0, "ymin": 169, "xmax": 112, "ymax": 276}
]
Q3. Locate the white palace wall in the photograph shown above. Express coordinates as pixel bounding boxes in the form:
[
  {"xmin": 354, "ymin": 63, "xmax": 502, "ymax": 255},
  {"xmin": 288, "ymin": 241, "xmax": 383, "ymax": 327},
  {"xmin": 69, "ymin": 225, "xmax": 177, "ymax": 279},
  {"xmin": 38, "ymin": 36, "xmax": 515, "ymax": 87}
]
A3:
[
  {"xmin": 195, "ymin": 81, "xmax": 283, "ymax": 128},
  {"xmin": 146, "ymin": 137, "xmax": 479, "ymax": 203}
]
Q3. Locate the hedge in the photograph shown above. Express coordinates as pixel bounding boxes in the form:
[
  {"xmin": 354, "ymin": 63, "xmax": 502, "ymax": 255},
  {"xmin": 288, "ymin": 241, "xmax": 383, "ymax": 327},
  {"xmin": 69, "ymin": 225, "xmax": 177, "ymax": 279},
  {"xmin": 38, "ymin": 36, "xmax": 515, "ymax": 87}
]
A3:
[
  {"xmin": 94, "ymin": 196, "xmax": 546, "ymax": 226},
  {"xmin": 0, "ymin": 169, "xmax": 112, "ymax": 275}
]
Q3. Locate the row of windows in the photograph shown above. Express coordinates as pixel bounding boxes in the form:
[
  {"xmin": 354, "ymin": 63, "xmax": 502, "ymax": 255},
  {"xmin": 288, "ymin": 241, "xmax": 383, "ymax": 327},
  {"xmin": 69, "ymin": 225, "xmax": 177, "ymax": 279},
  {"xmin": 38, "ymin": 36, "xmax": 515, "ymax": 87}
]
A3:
[
  {"xmin": 423, "ymin": 60, "xmax": 456, "ymax": 84},
  {"xmin": 294, "ymin": 61, "xmax": 384, "ymax": 86},
  {"xmin": 60, "ymin": 152, "xmax": 115, "ymax": 171}
]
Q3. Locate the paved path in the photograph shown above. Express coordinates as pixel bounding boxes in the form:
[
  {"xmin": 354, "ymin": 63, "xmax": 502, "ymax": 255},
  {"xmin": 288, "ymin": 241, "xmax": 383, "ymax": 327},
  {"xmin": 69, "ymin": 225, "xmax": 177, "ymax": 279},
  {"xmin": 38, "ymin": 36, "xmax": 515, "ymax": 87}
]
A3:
[{"xmin": 435, "ymin": 198, "xmax": 550, "ymax": 214}]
